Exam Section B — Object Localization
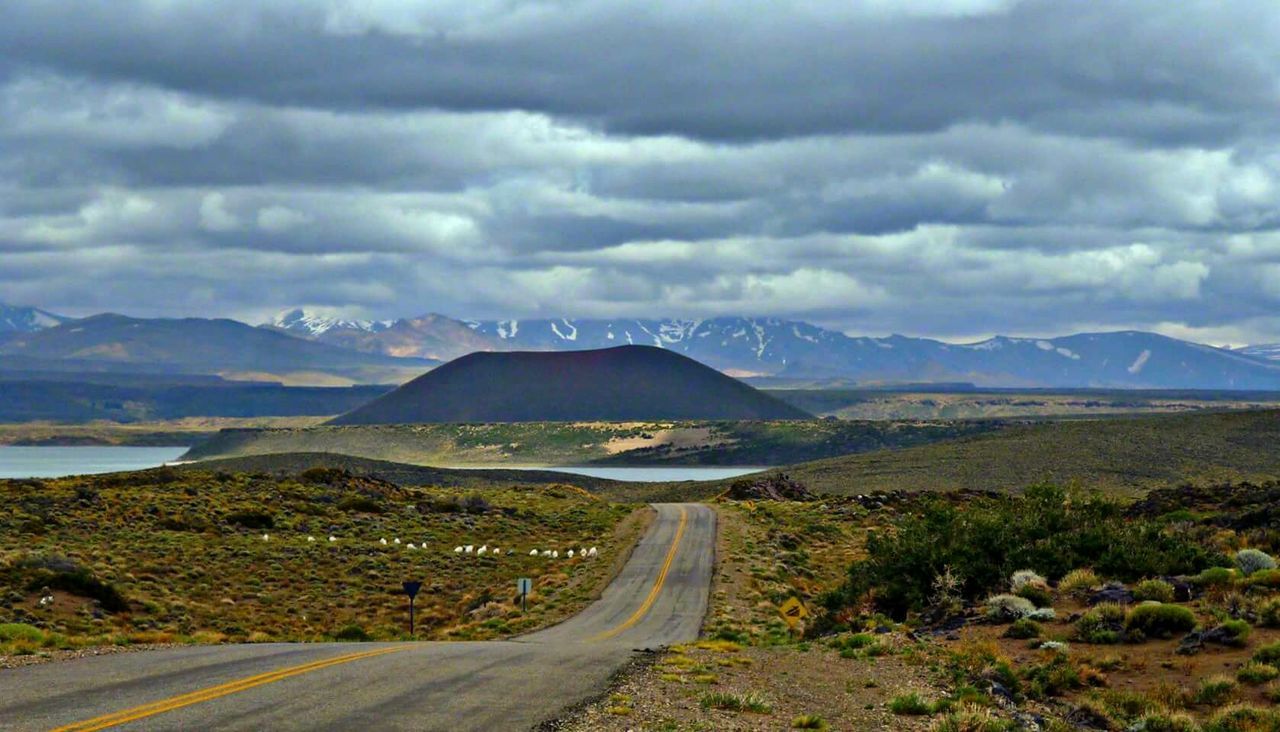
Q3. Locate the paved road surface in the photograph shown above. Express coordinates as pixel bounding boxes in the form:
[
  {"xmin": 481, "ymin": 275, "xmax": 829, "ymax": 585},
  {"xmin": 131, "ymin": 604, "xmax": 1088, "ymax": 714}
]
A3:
[{"xmin": 1, "ymin": 503, "xmax": 715, "ymax": 732}]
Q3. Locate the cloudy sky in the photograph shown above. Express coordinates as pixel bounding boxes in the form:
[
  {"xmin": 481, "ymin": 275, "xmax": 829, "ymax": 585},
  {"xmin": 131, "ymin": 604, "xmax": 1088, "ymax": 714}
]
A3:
[{"xmin": 2, "ymin": 1, "xmax": 1279, "ymax": 344}]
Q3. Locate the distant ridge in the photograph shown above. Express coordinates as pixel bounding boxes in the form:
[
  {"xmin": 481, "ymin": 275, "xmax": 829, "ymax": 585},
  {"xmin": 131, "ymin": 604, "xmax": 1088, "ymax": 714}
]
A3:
[{"xmin": 329, "ymin": 345, "xmax": 813, "ymax": 424}]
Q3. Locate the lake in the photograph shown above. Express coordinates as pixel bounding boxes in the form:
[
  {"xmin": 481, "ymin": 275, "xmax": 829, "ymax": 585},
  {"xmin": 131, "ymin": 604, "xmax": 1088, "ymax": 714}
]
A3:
[
  {"xmin": 449, "ymin": 466, "xmax": 771, "ymax": 482},
  {"xmin": 0, "ymin": 447, "xmax": 768, "ymax": 483},
  {"xmin": 0, "ymin": 446, "xmax": 189, "ymax": 479}
]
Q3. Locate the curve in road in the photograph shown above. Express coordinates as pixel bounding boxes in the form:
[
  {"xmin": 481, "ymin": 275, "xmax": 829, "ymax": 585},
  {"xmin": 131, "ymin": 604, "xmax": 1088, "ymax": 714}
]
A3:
[{"xmin": 0, "ymin": 503, "xmax": 715, "ymax": 732}]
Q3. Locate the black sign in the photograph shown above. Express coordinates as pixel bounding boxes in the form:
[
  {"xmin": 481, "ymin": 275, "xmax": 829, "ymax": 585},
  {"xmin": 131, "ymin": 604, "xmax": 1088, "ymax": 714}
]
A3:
[{"xmin": 403, "ymin": 581, "xmax": 423, "ymax": 599}]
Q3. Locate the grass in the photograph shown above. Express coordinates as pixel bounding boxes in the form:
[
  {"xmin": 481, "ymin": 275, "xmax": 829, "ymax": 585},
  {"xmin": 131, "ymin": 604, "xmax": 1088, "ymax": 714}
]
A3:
[
  {"xmin": 699, "ymin": 691, "xmax": 772, "ymax": 713},
  {"xmin": 888, "ymin": 692, "xmax": 935, "ymax": 715},
  {"xmin": 0, "ymin": 467, "xmax": 643, "ymax": 651}
]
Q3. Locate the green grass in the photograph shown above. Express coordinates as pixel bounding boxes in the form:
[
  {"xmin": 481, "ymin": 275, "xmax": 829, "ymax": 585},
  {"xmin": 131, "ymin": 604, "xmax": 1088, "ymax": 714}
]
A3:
[{"xmin": 699, "ymin": 691, "xmax": 772, "ymax": 714}]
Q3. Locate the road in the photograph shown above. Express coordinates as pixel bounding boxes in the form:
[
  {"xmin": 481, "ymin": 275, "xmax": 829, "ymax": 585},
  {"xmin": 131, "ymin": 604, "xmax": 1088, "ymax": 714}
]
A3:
[{"xmin": 1, "ymin": 503, "xmax": 716, "ymax": 732}]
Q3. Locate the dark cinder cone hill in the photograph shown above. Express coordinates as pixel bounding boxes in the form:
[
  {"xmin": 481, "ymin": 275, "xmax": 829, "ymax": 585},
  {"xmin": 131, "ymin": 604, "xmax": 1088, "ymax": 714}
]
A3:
[{"xmin": 328, "ymin": 345, "xmax": 814, "ymax": 424}]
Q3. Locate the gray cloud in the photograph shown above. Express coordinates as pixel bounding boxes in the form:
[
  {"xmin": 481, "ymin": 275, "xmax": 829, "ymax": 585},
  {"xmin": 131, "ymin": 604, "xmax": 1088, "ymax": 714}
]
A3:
[{"xmin": 1, "ymin": 0, "xmax": 1280, "ymax": 344}]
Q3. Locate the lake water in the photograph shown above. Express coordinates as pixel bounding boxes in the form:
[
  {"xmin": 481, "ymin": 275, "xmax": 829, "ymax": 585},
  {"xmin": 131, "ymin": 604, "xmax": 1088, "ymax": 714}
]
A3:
[
  {"xmin": 0, "ymin": 447, "xmax": 768, "ymax": 483},
  {"xmin": 450, "ymin": 466, "xmax": 771, "ymax": 482},
  {"xmin": 0, "ymin": 446, "xmax": 189, "ymax": 479}
]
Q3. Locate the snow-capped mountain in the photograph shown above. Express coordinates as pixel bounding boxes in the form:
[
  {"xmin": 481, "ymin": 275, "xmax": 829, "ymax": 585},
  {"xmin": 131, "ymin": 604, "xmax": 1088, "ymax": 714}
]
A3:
[
  {"xmin": 1240, "ymin": 344, "xmax": 1280, "ymax": 362},
  {"xmin": 263, "ymin": 309, "xmax": 1280, "ymax": 389},
  {"xmin": 0, "ymin": 302, "xmax": 67, "ymax": 334},
  {"xmin": 269, "ymin": 308, "xmax": 395, "ymax": 337}
]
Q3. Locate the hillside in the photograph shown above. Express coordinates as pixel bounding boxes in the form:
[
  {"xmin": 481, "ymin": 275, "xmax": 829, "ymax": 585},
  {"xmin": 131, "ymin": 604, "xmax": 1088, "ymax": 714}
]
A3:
[
  {"xmin": 782, "ymin": 408, "xmax": 1280, "ymax": 496},
  {"xmin": 0, "ymin": 302, "xmax": 66, "ymax": 334},
  {"xmin": 182, "ymin": 419, "xmax": 1000, "ymax": 466},
  {"xmin": 0, "ymin": 314, "xmax": 435, "ymax": 385},
  {"xmin": 329, "ymin": 345, "xmax": 812, "ymax": 424}
]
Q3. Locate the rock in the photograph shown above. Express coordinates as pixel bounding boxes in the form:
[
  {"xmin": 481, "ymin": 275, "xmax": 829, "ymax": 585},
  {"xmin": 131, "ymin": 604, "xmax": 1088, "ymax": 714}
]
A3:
[
  {"xmin": 724, "ymin": 473, "xmax": 814, "ymax": 501},
  {"xmin": 1088, "ymin": 582, "xmax": 1134, "ymax": 606}
]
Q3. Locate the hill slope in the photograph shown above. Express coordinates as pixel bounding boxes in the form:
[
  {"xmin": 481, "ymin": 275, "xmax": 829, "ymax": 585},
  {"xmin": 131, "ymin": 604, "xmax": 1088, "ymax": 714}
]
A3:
[
  {"xmin": 0, "ymin": 314, "xmax": 436, "ymax": 385},
  {"xmin": 0, "ymin": 302, "xmax": 67, "ymax": 334},
  {"xmin": 329, "ymin": 346, "xmax": 812, "ymax": 424},
  {"xmin": 782, "ymin": 408, "xmax": 1280, "ymax": 496}
]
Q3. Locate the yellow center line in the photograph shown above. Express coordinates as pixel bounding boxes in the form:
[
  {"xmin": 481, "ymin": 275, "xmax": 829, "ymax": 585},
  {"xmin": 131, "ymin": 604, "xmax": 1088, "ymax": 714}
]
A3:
[
  {"xmin": 49, "ymin": 646, "xmax": 405, "ymax": 732},
  {"xmin": 591, "ymin": 506, "xmax": 688, "ymax": 642}
]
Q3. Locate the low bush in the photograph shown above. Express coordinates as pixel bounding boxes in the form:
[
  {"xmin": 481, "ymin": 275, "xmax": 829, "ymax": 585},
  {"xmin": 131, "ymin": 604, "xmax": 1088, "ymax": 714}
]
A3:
[
  {"xmin": 0, "ymin": 623, "xmax": 45, "ymax": 643},
  {"xmin": 336, "ymin": 496, "xmax": 383, "ymax": 514},
  {"xmin": 1195, "ymin": 567, "xmax": 1235, "ymax": 588},
  {"xmin": 1217, "ymin": 619, "xmax": 1251, "ymax": 647},
  {"xmin": 1010, "ymin": 570, "xmax": 1047, "ymax": 592},
  {"xmin": 333, "ymin": 623, "xmax": 371, "ymax": 641},
  {"xmin": 1075, "ymin": 603, "xmax": 1127, "ymax": 644},
  {"xmin": 225, "ymin": 510, "xmax": 274, "ymax": 529},
  {"xmin": 1005, "ymin": 618, "xmax": 1042, "ymax": 639},
  {"xmin": 1205, "ymin": 703, "xmax": 1280, "ymax": 730},
  {"xmin": 791, "ymin": 714, "xmax": 829, "ymax": 730},
  {"xmin": 1015, "ymin": 583, "xmax": 1053, "ymax": 609},
  {"xmin": 1133, "ymin": 579, "xmax": 1175, "ymax": 603},
  {"xmin": 1252, "ymin": 641, "xmax": 1280, "ymax": 665},
  {"xmin": 1258, "ymin": 598, "xmax": 1280, "ymax": 628},
  {"xmin": 1131, "ymin": 712, "xmax": 1200, "ymax": 732},
  {"xmin": 700, "ymin": 691, "xmax": 771, "ymax": 714},
  {"xmin": 888, "ymin": 693, "xmax": 934, "ymax": 715},
  {"xmin": 1195, "ymin": 675, "xmax": 1238, "ymax": 706},
  {"xmin": 1125, "ymin": 603, "xmax": 1197, "ymax": 639},
  {"xmin": 1237, "ymin": 662, "xmax": 1278, "ymax": 685},
  {"xmin": 1235, "ymin": 549, "xmax": 1277, "ymax": 577},
  {"xmin": 984, "ymin": 594, "xmax": 1035, "ymax": 622}
]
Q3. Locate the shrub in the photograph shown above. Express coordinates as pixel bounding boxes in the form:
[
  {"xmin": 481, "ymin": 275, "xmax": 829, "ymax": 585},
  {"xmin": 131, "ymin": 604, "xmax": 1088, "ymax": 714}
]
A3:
[
  {"xmin": 1196, "ymin": 566, "xmax": 1235, "ymax": 588},
  {"xmin": 334, "ymin": 623, "xmax": 371, "ymax": 641},
  {"xmin": 225, "ymin": 510, "xmax": 274, "ymax": 529},
  {"xmin": 1015, "ymin": 583, "xmax": 1053, "ymax": 609},
  {"xmin": 1076, "ymin": 603, "xmax": 1127, "ymax": 644},
  {"xmin": 1205, "ymin": 703, "xmax": 1280, "ymax": 731},
  {"xmin": 701, "ymin": 691, "xmax": 771, "ymax": 714},
  {"xmin": 1237, "ymin": 662, "xmax": 1279, "ymax": 685},
  {"xmin": 889, "ymin": 693, "xmax": 934, "ymax": 715},
  {"xmin": 1132, "ymin": 711, "xmax": 1203, "ymax": 731},
  {"xmin": 932, "ymin": 704, "xmax": 1017, "ymax": 732},
  {"xmin": 1125, "ymin": 603, "xmax": 1197, "ymax": 639},
  {"xmin": 1027, "ymin": 607, "xmax": 1057, "ymax": 621},
  {"xmin": 336, "ymin": 496, "xmax": 383, "ymax": 514},
  {"xmin": 1258, "ymin": 598, "xmax": 1280, "ymax": 628},
  {"xmin": 826, "ymin": 484, "xmax": 1217, "ymax": 618},
  {"xmin": 1010, "ymin": 570, "xmax": 1047, "ymax": 592},
  {"xmin": 1059, "ymin": 568, "xmax": 1100, "ymax": 596},
  {"xmin": 791, "ymin": 715, "xmax": 829, "ymax": 730},
  {"xmin": 1241, "ymin": 568, "xmax": 1280, "ymax": 590},
  {"xmin": 0, "ymin": 623, "xmax": 45, "ymax": 643},
  {"xmin": 984, "ymin": 594, "xmax": 1035, "ymax": 622},
  {"xmin": 1253, "ymin": 641, "xmax": 1280, "ymax": 665},
  {"xmin": 1195, "ymin": 675, "xmax": 1238, "ymax": 706},
  {"xmin": 1235, "ymin": 549, "xmax": 1276, "ymax": 577},
  {"xmin": 1005, "ymin": 618, "xmax": 1042, "ymax": 639},
  {"xmin": 1133, "ymin": 579, "xmax": 1175, "ymax": 603},
  {"xmin": 1217, "ymin": 619, "xmax": 1251, "ymax": 647}
]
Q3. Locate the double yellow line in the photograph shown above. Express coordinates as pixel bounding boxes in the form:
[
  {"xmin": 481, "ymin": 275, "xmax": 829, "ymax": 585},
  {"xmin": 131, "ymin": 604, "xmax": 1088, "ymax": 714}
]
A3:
[
  {"xmin": 591, "ymin": 506, "xmax": 688, "ymax": 642},
  {"xmin": 51, "ymin": 646, "xmax": 404, "ymax": 732}
]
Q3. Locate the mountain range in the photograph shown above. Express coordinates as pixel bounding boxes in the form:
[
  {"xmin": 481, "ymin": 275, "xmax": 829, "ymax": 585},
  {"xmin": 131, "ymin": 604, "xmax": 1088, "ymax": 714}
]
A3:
[{"xmin": 5, "ymin": 301, "xmax": 1280, "ymax": 389}]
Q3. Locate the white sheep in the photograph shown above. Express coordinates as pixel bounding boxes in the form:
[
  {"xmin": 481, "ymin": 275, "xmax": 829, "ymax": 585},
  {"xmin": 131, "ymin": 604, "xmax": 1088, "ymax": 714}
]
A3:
[
  {"xmin": 551, "ymin": 550, "xmax": 559, "ymax": 559},
  {"xmin": 328, "ymin": 536, "xmax": 337, "ymax": 543},
  {"xmin": 540, "ymin": 550, "xmax": 552, "ymax": 558},
  {"xmin": 454, "ymin": 546, "xmax": 464, "ymax": 553},
  {"xmin": 379, "ymin": 538, "xmax": 388, "ymax": 546},
  {"xmin": 477, "ymin": 546, "xmax": 488, "ymax": 556},
  {"xmin": 492, "ymin": 548, "xmax": 501, "ymax": 556},
  {"xmin": 262, "ymin": 534, "xmax": 270, "ymax": 542},
  {"xmin": 530, "ymin": 549, "xmax": 539, "ymax": 556},
  {"xmin": 567, "ymin": 549, "xmax": 575, "ymax": 558},
  {"xmin": 407, "ymin": 543, "xmax": 417, "ymax": 550},
  {"xmin": 464, "ymin": 545, "xmax": 474, "ymax": 554},
  {"xmin": 393, "ymin": 538, "xmax": 401, "ymax": 545},
  {"xmin": 588, "ymin": 547, "xmax": 598, "ymax": 557},
  {"xmin": 307, "ymin": 536, "xmax": 316, "ymax": 543}
]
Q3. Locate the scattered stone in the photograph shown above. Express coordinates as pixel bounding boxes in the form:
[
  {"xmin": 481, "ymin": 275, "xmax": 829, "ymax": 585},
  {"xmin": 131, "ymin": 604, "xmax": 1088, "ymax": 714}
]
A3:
[
  {"xmin": 724, "ymin": 473, "xmax": 814, "ymax": 501},
  {"xmin": 1087, "ymin": 582, "xmax": 1134, "ymax": 606}
]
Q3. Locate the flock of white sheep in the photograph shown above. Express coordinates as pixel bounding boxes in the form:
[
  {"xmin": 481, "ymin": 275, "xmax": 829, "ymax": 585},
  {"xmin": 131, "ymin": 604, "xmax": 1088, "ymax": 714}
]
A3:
[{"xmin": 254, "ymin": 533, "xmax": 597, "ymax": 558}]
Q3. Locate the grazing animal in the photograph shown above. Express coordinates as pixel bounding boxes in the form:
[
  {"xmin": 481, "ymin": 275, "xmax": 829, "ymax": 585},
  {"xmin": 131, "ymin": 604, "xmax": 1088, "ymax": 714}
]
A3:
[
  {"xmin": 262, "ymin": 534, "xmax": 270, "ymax": 541},
  {"xmin": 567, "ymin": 549, "xmax": 575, "ymax": 558},
  {"xmin": 464, "ymin": 545, "xmax": 474, "ymax": 554},
  {"xmin": 307, "ymin": 536, "xmax": 316, "ymax": 542},
  {"xmin": 393, "ymin": 538, "xmax": 401, "ymax": 545},
  {"xmin": 551, "ymin": 550, "xmax": 559, "ymax": 558},
  {"xmin": 530, "ymin": 549, "xmax": 539, "ymax": 556},
  {"xmin": 492, "ymin": 548, "xmax": 501, "ymax": 556},
  {"xmin": 407, "ymin": 543, "xmax": 417, "ymax": 550},
  {"xmin": 477, "ymin": 546, "xmax": 488, "ymax": 556},
  {"xmin": 379, "ymin": 538, "xmax": 388, "ymax": 546},
  {"xmin": 328, "ymin": 536, "xmax": 337, "ymax": 542},
  {"xmin": 541, "ymin": 550, "xmax": 552, "ymax": 558},
  {"xmin": 588, "ymin": 547, "xmax": 598, "ymax": 557},
  {"xmin": 454, "ymin": 546, "xmax": 464, "ymax": 553}
]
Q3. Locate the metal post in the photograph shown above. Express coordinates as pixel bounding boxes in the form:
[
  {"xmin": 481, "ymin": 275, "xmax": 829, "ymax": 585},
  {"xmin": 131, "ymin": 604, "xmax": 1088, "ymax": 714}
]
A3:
[{"xmin": 409, "ymin": 596, "xmax": 415, "ymax": 636}]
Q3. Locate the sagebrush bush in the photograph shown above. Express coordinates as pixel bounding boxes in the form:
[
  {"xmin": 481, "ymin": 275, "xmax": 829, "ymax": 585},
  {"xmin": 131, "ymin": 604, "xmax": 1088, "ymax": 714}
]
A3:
[
  {"xmin": 1253, "ymin": 641, "xmax": 1280, "ymax": 665},
  {"xmin": 1125, "ymin": 603, "xmax": 1197, "ymax": 639},
  {"xmin": 1258, "ymin": 598, "xmax": 1280, "ymax": 628},
  {"xmin": 1015, "ymin": 583, "xmax": 1053, "ymax": 609},
  {"xmin": 1133, "ymin": 578, "xmax": 1175, "ymax": 603},
  {"xmin": 1130, "ymin": 711, "xmax": 1200, "ymax": 732},
  {"xmin": 1237, "ymin": 662, "xmax": 1279, "ymax": 685},
  {"xmin": 1196, "ymin": 566, "xmax": 1235, "ymax": 587},
  {"xmin": 1235, "ymin": 549, "xmax": 1276, "ymax": 577},
  {"xmin": 826, "ymin": 484, "xmax": 1218, "ymax": 618},
  {"xmin": 1005, "ymin": 618, "xmax": 1041, "ymax": 639},
  {"xmin": 984, "ymin": 594, "xmax": 1035, "ymax": 622},
  {"xmin": 1195, "ymin": 675, "xmax": 1239, "ymax": 706},
  {"xmin": 1218, "ymin": 619, "xmax": 1251, "ymax": 647}
]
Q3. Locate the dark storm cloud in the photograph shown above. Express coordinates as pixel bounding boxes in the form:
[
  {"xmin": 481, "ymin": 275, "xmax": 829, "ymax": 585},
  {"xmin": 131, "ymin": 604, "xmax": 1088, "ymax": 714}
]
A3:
[{"xmin": 1, "ymin": 0, "xmax": 1280, "ymax": 345}]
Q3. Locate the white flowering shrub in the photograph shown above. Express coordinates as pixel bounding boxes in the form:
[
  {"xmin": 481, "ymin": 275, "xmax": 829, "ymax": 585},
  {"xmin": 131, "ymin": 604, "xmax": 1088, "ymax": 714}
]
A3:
[
  {"xmin": 1028, "ymin": 607, "xmax": 1057, "ymax": 621},
  {"xmin": 1236, "ymin": 549, "xmax": 1277, "ymax": 577}
]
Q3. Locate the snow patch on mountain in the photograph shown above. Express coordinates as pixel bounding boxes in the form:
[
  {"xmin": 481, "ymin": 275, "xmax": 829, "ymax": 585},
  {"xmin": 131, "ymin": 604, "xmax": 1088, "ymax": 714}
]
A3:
[
  {"xmin": 1127, "ymin": 349, "xmax": 1152, "ymax": 374},
  {"xmin": 270, "ymin": 308, "xmax": 392, "ymax": 336},
  {"xmin": 0, "ymin": 303, "xmax": 69, "ymax": 334}
]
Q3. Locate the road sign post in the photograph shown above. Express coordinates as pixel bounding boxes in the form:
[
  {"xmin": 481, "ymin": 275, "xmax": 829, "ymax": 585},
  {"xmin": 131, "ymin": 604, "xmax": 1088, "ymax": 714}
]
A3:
[
  {"xmin": 403, "ymin": 581, "xmax": 423, "ymax": 636},
  {"xmin": 778, "ymin": 596, "xmax": 809, "ymax": 634},
  {"xmin": 517, "ymin": 577, "xmax": 532, "ymax": 613}
]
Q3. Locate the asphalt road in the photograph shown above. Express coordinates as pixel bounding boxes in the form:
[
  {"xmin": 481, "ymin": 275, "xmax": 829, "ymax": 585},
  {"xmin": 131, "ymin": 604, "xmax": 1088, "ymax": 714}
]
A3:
[{"xmin": 1, "ymin": 503, "xmax": 716, "ymax": 732}]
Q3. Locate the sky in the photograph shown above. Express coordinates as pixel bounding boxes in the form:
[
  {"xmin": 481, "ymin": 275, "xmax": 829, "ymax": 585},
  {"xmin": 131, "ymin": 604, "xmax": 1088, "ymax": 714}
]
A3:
[{"xmin": 2, "ymin": 1, "xmax": 1280, "ymax": 345}]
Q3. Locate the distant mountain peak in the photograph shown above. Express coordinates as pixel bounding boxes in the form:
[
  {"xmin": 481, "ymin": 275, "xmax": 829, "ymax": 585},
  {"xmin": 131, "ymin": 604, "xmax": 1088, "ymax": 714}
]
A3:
[
  {"xmin": 0, "ymin": 302, "xmax": 68, "ymax": 334},
  {"xmin": 269, "ymin": 308, "xmax": 394, "ymax": 337}
]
